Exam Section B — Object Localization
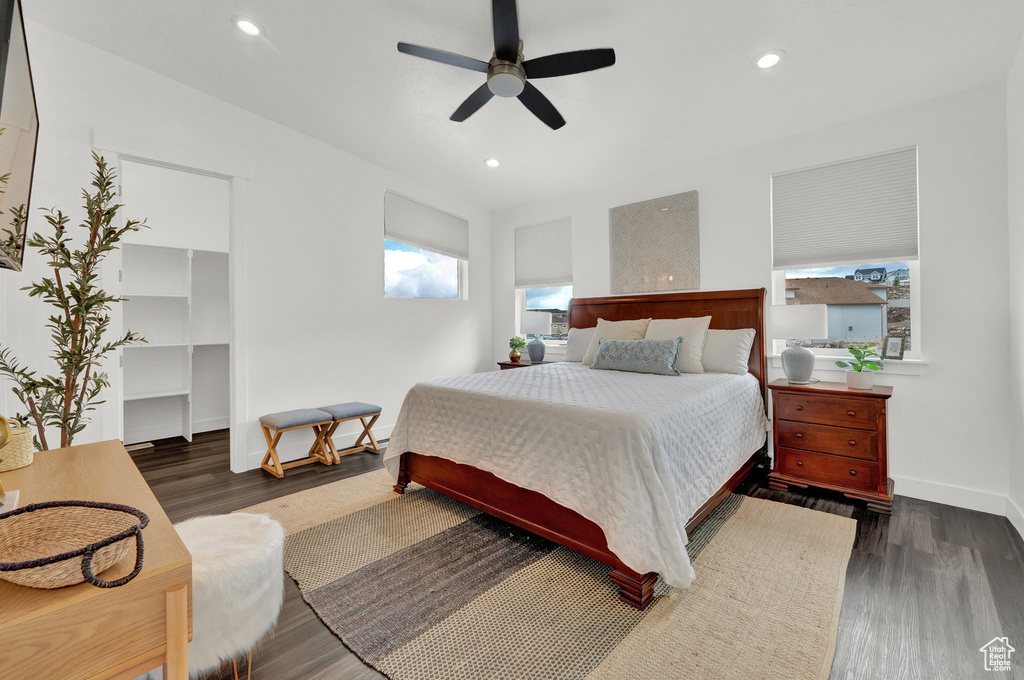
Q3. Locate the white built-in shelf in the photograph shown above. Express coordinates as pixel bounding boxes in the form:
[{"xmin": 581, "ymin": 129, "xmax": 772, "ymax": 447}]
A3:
[
  {"xmin": 193, "ymin": 342, "xmax": 229, "ymax": 347},
  {"xmin": 125, "ymin": 343, "xmax": 190, "ymax": 350},
  {"xmin": 124, "ymin": 389, "xmax": 190, "ymax": 402},
  {"xmin": 123, "ymin": 293, "xmax": 190, "ymax": 299}
]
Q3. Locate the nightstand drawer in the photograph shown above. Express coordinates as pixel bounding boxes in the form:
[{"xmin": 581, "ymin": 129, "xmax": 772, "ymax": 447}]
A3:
[
  {"xmin": 775, "ymin": 420, "xmax": 878, "ymax": 460},
  {"xmin": 774, "ymin": 447, "xmax": 877, "ymax": 492},
  {"xmin": 774, "ymin": 392, "xmax": 878, "ymax": 430}
]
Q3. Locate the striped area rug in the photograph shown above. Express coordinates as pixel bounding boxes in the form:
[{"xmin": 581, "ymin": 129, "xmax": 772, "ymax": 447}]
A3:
[{"xmin": 241, "ymin": 469, "xmax": 856, "ymax": 680}]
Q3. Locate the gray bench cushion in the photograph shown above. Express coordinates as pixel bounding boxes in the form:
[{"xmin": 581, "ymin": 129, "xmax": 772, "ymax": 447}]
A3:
[
  {"xmin": 319, "ymin": 402, "xmax": 382, "ymax": 421},
  {"xmin": 260, "ymin": 408, "xmax": 332, "ymax": 430}
]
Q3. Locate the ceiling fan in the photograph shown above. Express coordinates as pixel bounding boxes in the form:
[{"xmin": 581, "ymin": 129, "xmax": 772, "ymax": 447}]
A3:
[{"xmin": 397, "ymin": 0, "xmax": 616, "ymax": 130}]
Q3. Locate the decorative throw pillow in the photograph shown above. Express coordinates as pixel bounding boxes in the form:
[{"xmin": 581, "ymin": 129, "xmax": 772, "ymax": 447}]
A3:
[
  {"xmin": 644, "ymin": 316, "xmax": 712, "ymax": 374},
  {"xmin": 591, "ymin": 338, "xmax": 682, "ymax": 376},
  {"xmin": 563, "ymin": 327, "xmax": 596, "ymax": 362},
  {"xmin": 582, "ymin": 318, "xmax": 652, "ymax": 365},
  {"xmin": 701, "ymin": 328, "xmax": 756, "ymax": 374}
]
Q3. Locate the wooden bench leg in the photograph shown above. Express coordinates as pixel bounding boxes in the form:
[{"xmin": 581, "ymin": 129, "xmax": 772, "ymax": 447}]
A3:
[
  {"xmin": 260, "ymin": 426, "xmax": 285, "ymax": 479},
  {"xmin": 321, "ymin": 421, "xmax": 341, "ymax": 464},
  {"xmin": 308, "ymin": 424, "xmax": 336, "ymax": 466},
  {"xmin": 354, "ymin": 413, "xmax": 381, "ymax": 454}
]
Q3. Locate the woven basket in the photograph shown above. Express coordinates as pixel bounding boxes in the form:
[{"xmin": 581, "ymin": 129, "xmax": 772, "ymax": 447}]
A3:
[
  {"xmin": 0, "ymin": 420, "xmax": 34, "ymax": 472},
  {"xmin": 0, "ymin": 500, "xmax": 150, "ymax": 589}
]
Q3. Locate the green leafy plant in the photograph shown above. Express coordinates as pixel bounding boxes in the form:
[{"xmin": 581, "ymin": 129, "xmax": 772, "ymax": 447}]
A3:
[
  {"xmin": 835, "ymin": 343, "xmax": 883, "ymax": 373},
  {"xmin": 509, "ymin": 336, "xmax": 526, "ymax": 350},
  {"xmin": 0, "ymin": 153, "xmax": 148, "ymax": 450}
]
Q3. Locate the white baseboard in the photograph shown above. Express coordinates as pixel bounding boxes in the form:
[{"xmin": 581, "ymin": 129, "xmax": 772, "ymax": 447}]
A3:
[
  {"xmin": 892, "ymin": 475, "xmax": 1008, "ymax": 515},
  {"xmin": 245, "ymin": 423, "xmax": 393, "ymax": 471},
  {"xmin": 193, "ymin": 416, "xmax": 230, "ymax": 434},
  {"xmin": 1007, "ymin": 494, "xmax": 1024, "ymax": 542}
]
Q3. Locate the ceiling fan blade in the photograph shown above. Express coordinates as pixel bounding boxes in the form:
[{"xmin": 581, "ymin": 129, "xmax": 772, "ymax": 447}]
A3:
[
  {"xmin": 397, "ymin": 43, "xmax": 488, "ymax": 73},
  {"xmin": 491, "ymin": 0, "xmax": 520, "ymax": 62},
  {"xmin": 517, "ymin": 81, "xmax": 565, "ymax": 130},
  {"xmin": 451, "ymin": 83, "xmax": 495, "ymax": 122},
  {"xmin": 524, "ymin": 48, "xmax": 616, "ymax": 79}
]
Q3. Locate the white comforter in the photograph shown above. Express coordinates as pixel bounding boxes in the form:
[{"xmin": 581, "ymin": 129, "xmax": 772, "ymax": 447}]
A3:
[{"xmin": 384, "ymin": 362, "xmax": 769, "ymax": 588}]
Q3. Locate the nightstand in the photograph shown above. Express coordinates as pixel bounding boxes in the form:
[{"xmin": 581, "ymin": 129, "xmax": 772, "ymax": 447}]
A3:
[
  {"xmin": 767, "ymin": 378, "xmax": 894, "ymax": 513},
  {"xmin": 497, "ymin": 360, "xmax": 555, "ymax": 370}
]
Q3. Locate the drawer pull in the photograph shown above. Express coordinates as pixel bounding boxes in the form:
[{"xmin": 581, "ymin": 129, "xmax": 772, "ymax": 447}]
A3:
[
  {"xmin": 795, "ymin": 405, "xmax": 804, "ymax": 411},
  {"xmin": 795, "ymin": 433, "xmax": 804, "ymax": 439},
  {"xmin": 849, "ymin": 440, "xmax": 857, "ymax": 446},
  {"xmin": 796, "ymin": 460, "xmax": 804, "ymax": 467},
  {"xmin": 847, "ymin": 410, "xmax": 856, "ymax": 417},
  {"xmin": 849, "ymin": 470, "xmax": 857, "ymax": 476}
]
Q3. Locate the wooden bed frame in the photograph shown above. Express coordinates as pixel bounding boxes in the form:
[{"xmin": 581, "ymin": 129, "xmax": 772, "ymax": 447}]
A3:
[{"xmin": 393, "ymin": 288, "xmax": 769, "ymax": 609}]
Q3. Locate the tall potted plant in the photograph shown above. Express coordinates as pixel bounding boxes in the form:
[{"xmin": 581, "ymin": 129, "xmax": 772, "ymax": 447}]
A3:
[{"xmin": 0, "ymin": 153, "xmax": 147, "ymax": 450}]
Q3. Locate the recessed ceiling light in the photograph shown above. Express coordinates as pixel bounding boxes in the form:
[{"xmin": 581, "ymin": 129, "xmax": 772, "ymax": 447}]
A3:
[
  {"xmin": 484, "ymin": 158, "xmax": 501, "ymax": 168},
  {"xmin": 753, "ymin": 49, "xmax": 785, "ymax": 69},
  {"xmin": 233, "ymin": 16, "xmax": 262, "ymax": 36}
]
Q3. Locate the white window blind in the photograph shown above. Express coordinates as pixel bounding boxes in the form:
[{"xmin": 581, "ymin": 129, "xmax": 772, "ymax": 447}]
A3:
[
  {"xmin": 515, "ymin": 218, "xmax": 573, "ymax": 287},
  {"xmin": 384, "ymin": 191, "xmax": 469, "ymax": 260},
  {"xmin": 772, "ymin": 147, "xmax": 918, "ymax": 269}
]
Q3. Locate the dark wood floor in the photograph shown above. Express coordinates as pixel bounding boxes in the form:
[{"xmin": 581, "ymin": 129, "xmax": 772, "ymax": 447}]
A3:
[{"xmin": 135, "ymin": 430, "xmax": 1024, "ymax": 680}]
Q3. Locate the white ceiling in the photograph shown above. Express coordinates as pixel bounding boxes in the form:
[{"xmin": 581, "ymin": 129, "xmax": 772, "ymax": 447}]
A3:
[{"xmin": 24, "ymin": 0, "xmax": 1024, "ymax": 210}]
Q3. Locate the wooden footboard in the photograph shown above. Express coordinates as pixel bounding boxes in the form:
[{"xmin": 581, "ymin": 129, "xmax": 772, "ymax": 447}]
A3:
[{"xmin": 393, "ymin": 442, "xmax": 768, "ymax": 609}]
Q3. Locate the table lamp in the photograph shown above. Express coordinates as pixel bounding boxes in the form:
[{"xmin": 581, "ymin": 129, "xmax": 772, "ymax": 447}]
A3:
[
  {"xmin": 520, "ymin": 311, "xmax": 552, "ymax": 363},
  {"xmin": 772, "ymin": 304, "xmax": 828, "ymax": 384}
]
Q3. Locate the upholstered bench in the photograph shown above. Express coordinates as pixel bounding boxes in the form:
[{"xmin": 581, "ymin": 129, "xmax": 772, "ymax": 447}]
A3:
[
  {"xmin": 259, "ymin": 408, "xmax": 334, "ymax": 478},
  {"xmin": 317, "ymin": 402, "xmax": 382, "ymax": 463}
]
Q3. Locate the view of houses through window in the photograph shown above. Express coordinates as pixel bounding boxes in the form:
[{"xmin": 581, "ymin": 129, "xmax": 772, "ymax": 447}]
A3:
[
  {"xmin": 525, "ymin": 285, "xmax": 573, "ymax": 340},
  {"xmin": 785, "ymin": 262, "xmax": 912, "ymax": 351},
  {"xmin": 384, "ymin": 239, "xmax": 460, "ymax": 299}
]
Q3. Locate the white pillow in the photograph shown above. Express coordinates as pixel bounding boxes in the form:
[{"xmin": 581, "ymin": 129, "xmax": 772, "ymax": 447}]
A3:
[
  {"xmin": 644, "ymin": 316, "xmax": 712, "ymax": 374},
  {"xmin": 582, "ymin": 318, "xmax": 652, "ymax": 365},
  {"xmin": 562, "ymin": 327, "xmax": 596, "ymax": 362},
  {"xmin": 702, "ymin": 328, "xmax": 756, "ymax": 374}
]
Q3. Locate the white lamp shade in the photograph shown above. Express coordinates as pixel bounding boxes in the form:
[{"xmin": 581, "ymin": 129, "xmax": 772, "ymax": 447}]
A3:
[
  {"xmin": 772, "ymin": 304, "xmax": 828, "ymax": 340},
  {"xmin": 521, "ymin": 310, "xmax": 552, "ymax": 335}
]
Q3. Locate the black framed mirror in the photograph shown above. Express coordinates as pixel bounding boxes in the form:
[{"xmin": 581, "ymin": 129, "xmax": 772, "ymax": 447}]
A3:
[{"xmin": 0, "ymin": 0, "xmax": 37, "ymax": 272}]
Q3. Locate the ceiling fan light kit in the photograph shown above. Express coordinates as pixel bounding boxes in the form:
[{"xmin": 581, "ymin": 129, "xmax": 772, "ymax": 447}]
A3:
[{"xmin": 397, "ymin": 0, "xmax": 616, "ymax": 129}]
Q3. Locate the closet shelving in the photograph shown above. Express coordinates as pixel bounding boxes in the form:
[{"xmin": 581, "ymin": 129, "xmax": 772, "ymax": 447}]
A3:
[{"xmin": 122, "ymin": 243, "xmax": 229, "ymax": 445}]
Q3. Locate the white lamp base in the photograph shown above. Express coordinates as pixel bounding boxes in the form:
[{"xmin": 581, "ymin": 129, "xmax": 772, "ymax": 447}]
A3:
[{"xmin": 781, "ymin": 345, "xmax": 815, "ymax": 384}]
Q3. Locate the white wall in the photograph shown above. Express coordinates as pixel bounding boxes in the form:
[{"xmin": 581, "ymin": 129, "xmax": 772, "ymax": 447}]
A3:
[
  {"xmin": 0, "ymin": 22, "xmax": 493, "ymax": 469},
  {"xmin": 493, "ymin": 84, "xmax": 1014, "ymax": 514},
  {"xmin": 1007, "ymin": 36, "xmax": 1024, "ymax": 536}
]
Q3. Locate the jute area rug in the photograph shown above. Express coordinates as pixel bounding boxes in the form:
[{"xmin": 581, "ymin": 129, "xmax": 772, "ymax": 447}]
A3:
[{"xmin": 241, "ymin": 469, "xmax": 856, "ymax": 680}]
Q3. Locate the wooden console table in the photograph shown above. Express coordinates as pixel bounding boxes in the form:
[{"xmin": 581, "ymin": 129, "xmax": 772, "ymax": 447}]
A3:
[{"xmin": 0, "ymin": 440, "xmax": 192, "ymax": 679}]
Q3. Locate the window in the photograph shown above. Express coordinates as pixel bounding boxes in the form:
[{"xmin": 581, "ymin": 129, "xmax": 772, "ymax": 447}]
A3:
[
  {"xmin": 784, "ymin": 261, "xmax": 913, "ymax": 351},
  {"xmin": 771, "ymin": 147, "xmax": 920, "ymax": 358},
  {"xmin": 383, "ymin": 191, "xmax": 468, "ymax": 300},
  {"xmin": 384, "ymin": 239, "xmax": 459, "ymax": 299},
  {"xmin": 514, "ymin": 217, "xmax": 573, "ymax": 343},
  {"xmin": 524, "ymin": 285, "xmax": 573, "ymax": 340}
]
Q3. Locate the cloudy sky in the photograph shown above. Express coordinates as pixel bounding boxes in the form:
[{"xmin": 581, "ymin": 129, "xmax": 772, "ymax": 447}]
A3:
[
  {"xmin": 384, "ymin": 239, "xmax": 459, "ymax": 299},
  {"xmin": 786, "ymin": 261, "xmax": 909, "ymax": 279},
  {"xmin": 526, "ymin": 285, "xmax": 573, "ymax": 310}
]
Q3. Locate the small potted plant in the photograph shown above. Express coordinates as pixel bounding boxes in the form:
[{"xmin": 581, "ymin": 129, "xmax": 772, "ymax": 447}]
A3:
[
  {"xmin": 508, "ymin": 336, "xmax": 526, "ymax": 363},
  {"xmin": 835, "ymin": 343, "xmax": 883, "ymax": 390}
]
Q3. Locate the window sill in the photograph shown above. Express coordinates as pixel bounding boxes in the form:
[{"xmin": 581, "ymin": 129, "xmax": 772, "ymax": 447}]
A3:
[{"xmin": 769, "ymin": 354, "xmax": 927, "ymax": 376}]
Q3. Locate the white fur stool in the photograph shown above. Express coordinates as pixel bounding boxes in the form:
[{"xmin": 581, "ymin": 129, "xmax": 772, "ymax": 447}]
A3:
[{"xmin": 140, "ymin": 513, "xmax": 285, "ymax": 680}]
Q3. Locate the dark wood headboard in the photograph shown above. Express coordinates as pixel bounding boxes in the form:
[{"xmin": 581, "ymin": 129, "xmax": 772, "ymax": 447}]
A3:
[{"xmin": 567, "ymin": 288, "xmax": 768, "ymax": 404}]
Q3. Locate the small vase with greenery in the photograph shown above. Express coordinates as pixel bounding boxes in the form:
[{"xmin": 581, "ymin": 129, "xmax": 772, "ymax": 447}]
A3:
[
  {"xmin": 0, "ymin": 153, "xmax": 147, "ymax": 450},
  {"xmin": 835, "ymin": 343, "xmax": 883, "ymax": 390},
  {"xmin": 508, "ymin": 336, "xmax": 526, "ymax": 363}
]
